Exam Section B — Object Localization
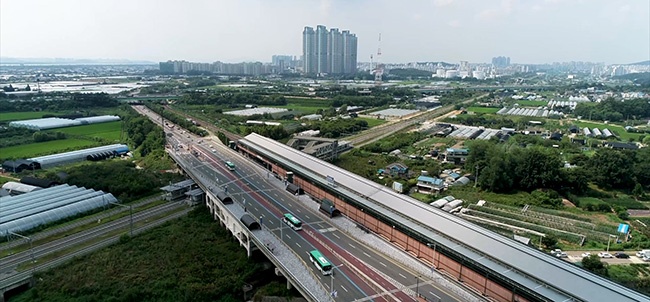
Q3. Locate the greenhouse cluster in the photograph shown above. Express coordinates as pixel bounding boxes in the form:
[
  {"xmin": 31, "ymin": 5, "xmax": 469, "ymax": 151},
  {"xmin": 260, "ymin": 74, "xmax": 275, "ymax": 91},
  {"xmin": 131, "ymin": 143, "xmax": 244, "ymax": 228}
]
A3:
[
  {"xmin": 8, "ymin": 115, "xmax": 120, "ymax": 130},
  {"xmin": 0, "ymin": 184, "xmax": 117, "ymax": 234},
  {"xmin": 28, "ymin": 144, "xmax": 129, "ymax": 168}
]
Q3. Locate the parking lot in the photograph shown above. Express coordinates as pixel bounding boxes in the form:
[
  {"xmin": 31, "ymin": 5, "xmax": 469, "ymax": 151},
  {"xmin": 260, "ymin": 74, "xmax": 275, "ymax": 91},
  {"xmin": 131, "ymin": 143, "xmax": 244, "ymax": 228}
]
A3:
[{"xmin": 562, "ymin": 251, "xmax": 648, "ymax": 264}]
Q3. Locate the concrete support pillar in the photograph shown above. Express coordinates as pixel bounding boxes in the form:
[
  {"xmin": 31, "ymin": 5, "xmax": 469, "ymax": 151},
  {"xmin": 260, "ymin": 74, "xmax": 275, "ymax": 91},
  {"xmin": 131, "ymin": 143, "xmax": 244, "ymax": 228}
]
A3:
[{"xmin": 286, "ymin": 279, "xmax": 292, "ymax": 290}]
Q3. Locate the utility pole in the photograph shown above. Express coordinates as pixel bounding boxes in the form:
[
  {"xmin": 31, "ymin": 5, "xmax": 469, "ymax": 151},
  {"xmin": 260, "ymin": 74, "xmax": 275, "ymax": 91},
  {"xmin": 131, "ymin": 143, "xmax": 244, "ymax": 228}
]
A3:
[
  {"xmin": 109, "ymin": 201, "xmax": 133, "ymax": 236},
  {"xmin": 9, "ymin": 231, "xmax": 35, "ymax": 273}
]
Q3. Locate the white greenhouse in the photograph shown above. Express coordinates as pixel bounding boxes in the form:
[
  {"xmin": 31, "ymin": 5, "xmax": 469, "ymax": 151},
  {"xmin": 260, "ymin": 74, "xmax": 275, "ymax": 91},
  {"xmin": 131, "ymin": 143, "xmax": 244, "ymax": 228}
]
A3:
[
  {"xmin": 0, "ymin": 184, "xmax": 117, "ymax": 234},
  {"xmin": 9, "ymin": 117, "xmax": 82, "ymax": 130},
  {"xmin": 28, "ymin": 144, "xmax": 129, "ymax": 168}
]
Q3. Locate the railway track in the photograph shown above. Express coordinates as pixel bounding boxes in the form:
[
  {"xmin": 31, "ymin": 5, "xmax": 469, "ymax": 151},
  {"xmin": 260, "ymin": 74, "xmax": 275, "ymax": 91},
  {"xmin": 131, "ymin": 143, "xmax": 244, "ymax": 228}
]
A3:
[
  {"xmin": 0, "ymin": 201, "xmax": 184, "ymax": 277},
  {"xmin": 0, "ymin": 195, "xmax": 163, "ymax": 252}
]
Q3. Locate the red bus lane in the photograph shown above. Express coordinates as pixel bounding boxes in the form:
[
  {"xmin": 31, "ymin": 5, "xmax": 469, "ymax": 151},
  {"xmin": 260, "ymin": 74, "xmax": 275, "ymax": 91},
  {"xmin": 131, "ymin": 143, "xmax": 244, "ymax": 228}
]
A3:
[{"xmin": 194, "ymin": 147, "xmax": 412, "ymax": 301}]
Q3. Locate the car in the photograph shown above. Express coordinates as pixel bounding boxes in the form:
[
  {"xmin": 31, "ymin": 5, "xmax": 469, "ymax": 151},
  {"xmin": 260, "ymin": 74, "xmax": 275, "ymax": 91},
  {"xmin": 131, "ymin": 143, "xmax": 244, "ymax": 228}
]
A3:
[
  {"xmin": 598, "ymin": 252, "xmax": 613, "ymax": 258},
  {"xmin": 642, "ymin": 256, "xmax": 650, "ymax": 262},
  {"xmin": 614, "ymin": 253, "xmax": 630, "ymax": 259},
  {"xmin": 636, "ymin": 250, "xmax": 650, "ymax": 258},
  {"xmin": 581, "ymin": 252, "xmax": 591, "ymax": 258},
  {"xmin": 550, "ymin": 249, "xmax": 567, "ymax": 258}
]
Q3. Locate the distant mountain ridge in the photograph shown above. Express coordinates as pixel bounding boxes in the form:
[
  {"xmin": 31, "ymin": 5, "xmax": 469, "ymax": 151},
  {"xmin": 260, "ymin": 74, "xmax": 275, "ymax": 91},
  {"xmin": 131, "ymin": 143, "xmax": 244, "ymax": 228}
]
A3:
[
  {"xmin": 0, "ymin": 57, "xmax": 155, "ymax": 65},
  {"xmin": 626, "ymin": 60, "xmax": 650, "ymax": 66}
]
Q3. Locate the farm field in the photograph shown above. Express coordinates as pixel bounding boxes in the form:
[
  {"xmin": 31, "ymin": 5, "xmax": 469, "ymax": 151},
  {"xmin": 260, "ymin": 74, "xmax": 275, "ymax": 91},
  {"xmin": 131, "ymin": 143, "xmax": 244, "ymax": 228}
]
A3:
[
  {"xmin": 280, "ymin": 98, "xmax": 333, "ymax": 114},
  {"xmin": 574, "ymin": 121, "xmax": 642, "ymax": 141},
  {"xmin": 47, "ymin": 121, "xmax": 122, "ymax": 141},
  {"xmin": 0, "ymin": 138, "xmax": 99, "ymax": 160},
  {"xmin": 467, "ymin": 107, "xmax": 500, "ymax": 114},
  {"xmin": 0, "ymin": 111, "xmax": 58, "ymax": 122},
  {"xmin": 356, "ymin": 116, "xmax": 387, "ymax": 127}
]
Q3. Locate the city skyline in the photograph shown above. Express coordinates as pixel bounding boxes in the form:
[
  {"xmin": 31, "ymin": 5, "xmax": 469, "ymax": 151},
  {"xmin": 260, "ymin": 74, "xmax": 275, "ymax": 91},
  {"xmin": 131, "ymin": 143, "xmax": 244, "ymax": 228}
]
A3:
[{"xmin": 1, "ymin": 0, "xmax": 649, "ymax": 64}]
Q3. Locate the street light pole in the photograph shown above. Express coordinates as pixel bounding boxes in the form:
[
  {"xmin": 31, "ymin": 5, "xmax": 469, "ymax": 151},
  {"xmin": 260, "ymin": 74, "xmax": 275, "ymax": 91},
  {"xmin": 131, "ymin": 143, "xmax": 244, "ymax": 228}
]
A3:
[
  {"xmin": 607, "ymin": 234, "xmax": 616, "ymax": 253},
  {"xmin": 109, "ymin": 202, "xmax": 133, "ymax": 236},
  {"xmin": 9, "ymin": 231, "xmax": 35, "ymax": 273},
  {"xmin": 416, "ymin": 275, "xmax": 420, "ymax": 299}
]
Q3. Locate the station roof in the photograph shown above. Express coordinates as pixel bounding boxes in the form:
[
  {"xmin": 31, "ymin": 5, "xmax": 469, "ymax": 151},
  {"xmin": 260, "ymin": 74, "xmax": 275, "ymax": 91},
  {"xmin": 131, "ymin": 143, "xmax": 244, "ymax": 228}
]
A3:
[
  {"xmin": 239, "ymin": 133, "xmax": 647, "ymax": 302},
  {"xmin": 160, "ymin": 179, "xmax": 195, "ymax": 192}
]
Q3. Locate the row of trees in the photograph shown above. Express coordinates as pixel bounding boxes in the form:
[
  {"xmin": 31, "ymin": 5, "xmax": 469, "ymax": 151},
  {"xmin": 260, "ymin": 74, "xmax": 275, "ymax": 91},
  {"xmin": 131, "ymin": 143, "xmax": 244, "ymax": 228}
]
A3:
[
  {"xmin": 574, "ymin": 98, "xmax": 650, "ymax": 122},
  {"xmin": 466, "ymin": 140, "xmax": 650, "ymax": 198},
  {"xmin": 180, "ymin": 91, "xmax": 287, "ymax": 106},
  {"xmin": 309, "ymin": 119, "xmax": 369, "ymax": 138}
]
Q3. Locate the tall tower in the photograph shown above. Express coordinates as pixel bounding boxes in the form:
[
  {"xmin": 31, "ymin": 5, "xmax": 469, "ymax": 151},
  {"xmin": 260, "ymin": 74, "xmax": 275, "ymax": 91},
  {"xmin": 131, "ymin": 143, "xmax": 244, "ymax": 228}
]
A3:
[
  {"xmin": 315, "ymin": 25, "xmax": 329, "ymax": 74},
  {"xmin": 342, "ymin": 30, "xmax": 357, "ymax": 74},
  {"xmin": 372, "ymin": 33, "xmax": 384, "ymax": 85},
  {"xmin": 302, "ymin": 27, "xmax": 316, "ymax": 74}
]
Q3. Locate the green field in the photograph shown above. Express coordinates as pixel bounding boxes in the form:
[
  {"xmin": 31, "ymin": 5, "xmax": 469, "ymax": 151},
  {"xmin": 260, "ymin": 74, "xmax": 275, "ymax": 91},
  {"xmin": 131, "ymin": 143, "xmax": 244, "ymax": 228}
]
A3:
[
  {"xmin": 0, "ymin": 139, "xmax": 99, "ymax": 160},
  {"xmin": 574, "ymin": 121, "xmax": 643, "ymax": 141},
  {"xmin": 357, "ymin": 116, "xmax": 387, "ymax": 127},
  {"xmin": 48, "ymin": 121, "xmax": 122, "ymax": 141},
  {"xmin": 467, "ymin": 107, "xmax": 500, "ymax": 114},
  {"xmin": 0, "ymin": 111, "xmax": 57, "ymax": 122},
  {"xmin": 512, "ymin": 100, "xmax": 548, "ymax": 107},
  {"xmin": 280, "ymin": 98, "xmax": 333, "ymax": 114}
]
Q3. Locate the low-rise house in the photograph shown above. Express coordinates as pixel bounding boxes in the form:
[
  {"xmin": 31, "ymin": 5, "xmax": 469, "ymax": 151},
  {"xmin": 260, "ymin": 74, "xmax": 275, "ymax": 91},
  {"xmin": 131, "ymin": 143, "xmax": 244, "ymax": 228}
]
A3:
[{"xmin": 416, "ymin": 176, "xmax": 445, "ymax": 194}]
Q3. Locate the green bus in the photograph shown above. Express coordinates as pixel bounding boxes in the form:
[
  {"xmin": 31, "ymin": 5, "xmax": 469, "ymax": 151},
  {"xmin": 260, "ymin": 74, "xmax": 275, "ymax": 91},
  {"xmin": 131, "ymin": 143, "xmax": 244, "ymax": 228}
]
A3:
[
  {"xmin": 225, "ymin": 161, "xmax": 235, "ymax": 171},
  {"xmin": 282, "ymin": 213, "xmax": 303, "ymax": 231},
  {"xmin": 309, "ymin": 250, "xmax": 333, "ymax": 275}
]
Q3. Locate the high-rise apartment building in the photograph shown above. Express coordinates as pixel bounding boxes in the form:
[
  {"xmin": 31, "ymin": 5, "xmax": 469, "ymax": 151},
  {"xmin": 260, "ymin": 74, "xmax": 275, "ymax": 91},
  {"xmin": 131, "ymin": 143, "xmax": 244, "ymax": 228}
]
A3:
[
  {"xmin": 492, "ymin": 56, "xmax": 511, "ymax": 68},
  {"xmin": 303, "ymin": 25, "xmax": 357, "ymax": 75}
]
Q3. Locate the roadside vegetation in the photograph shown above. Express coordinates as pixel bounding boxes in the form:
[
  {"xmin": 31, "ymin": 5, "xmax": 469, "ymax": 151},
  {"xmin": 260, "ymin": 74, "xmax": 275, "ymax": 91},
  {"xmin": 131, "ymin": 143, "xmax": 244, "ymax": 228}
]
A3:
[{"xmin": 10, "ymin": 208, "xmax": 297, "ymax": 302}]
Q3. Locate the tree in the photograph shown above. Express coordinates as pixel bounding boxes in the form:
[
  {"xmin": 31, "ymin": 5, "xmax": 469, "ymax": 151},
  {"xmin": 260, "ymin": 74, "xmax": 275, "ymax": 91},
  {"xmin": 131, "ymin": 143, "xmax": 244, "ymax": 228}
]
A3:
[
  {"xmin": 582, "ymin": 254, "xmax": 608, "ymax": 276},
  {"xmin": 588, "ymin": 149, "xmax": 635, "ymax": 190},
  {"xmin": 541, "ymin": 235, "xmax": 558, "ymax": 249},
  {"xmin": 25, "ymin": 84, "xmax": 31, "ymax": 91},
  {"xmin": 633, "ymin": 183, "xmax": 645, "ymax": 199}
]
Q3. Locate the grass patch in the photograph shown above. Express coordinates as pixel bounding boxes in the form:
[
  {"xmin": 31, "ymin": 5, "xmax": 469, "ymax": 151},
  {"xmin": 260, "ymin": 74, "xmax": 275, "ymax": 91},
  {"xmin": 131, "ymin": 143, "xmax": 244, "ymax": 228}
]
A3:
[
  {"xmin": 603, "ymin": 196, "xmax": 648, "ymax": 210},
  {"xmin": 466, "ymin": 107, "xmax": 500, "ymax": 114},
  {"xmin": 47, "ymin": 121, "xmax": 122, "ymax": 141},
  {"xmin": 357, "ymin": 116, "xmax": 387, "ymax": 127},
  {"xmin": 0, "ymin": 175, "xmax": 19, "ymax": 185},
  {"xmin": 574, "ymin": 121, "xmax": 643, "ymax": 141},
  {"xmin": 0, "ymin": 138, "xmax": 99, "ymax": 160},
  {"xmin": 280, "ymin": 98, "xmax": 333, "ymax": 114},
  {"xmin": 0, "ymin": 111, "xmax": 57, "ymax": 122}
]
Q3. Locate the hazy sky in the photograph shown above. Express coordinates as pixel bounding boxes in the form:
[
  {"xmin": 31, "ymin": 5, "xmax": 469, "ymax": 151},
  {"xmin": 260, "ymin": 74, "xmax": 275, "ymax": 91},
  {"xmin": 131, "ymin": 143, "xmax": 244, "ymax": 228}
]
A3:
[{"xmin": 1, "ymin": 0, "xmax": 649, "ymax": 64}]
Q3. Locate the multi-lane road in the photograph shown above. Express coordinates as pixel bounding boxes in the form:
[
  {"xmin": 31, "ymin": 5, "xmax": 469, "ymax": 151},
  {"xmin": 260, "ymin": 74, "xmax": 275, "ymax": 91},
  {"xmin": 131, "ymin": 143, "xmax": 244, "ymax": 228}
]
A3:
[{"xmin": 134, "ymin": 105, "xmax": 472, "ymax": 302}]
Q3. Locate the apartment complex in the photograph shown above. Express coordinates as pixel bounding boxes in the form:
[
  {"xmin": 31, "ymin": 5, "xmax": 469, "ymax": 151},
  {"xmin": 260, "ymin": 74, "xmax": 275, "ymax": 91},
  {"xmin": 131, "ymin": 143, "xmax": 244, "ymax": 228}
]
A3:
[
  {"xmin": 302, "ymin": 25, "xmax": 357, "ymax": 75},
  {"xmin": 159, "ymin": 60, "xmax": 275, "ymax": 76}
]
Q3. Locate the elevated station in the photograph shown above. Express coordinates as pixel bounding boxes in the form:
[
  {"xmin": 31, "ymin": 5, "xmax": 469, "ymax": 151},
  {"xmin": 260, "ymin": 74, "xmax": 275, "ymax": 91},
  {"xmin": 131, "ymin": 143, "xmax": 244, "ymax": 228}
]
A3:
[{"xmin": 238, "ymin": 132, "xmax": 648, "ymax": 302}]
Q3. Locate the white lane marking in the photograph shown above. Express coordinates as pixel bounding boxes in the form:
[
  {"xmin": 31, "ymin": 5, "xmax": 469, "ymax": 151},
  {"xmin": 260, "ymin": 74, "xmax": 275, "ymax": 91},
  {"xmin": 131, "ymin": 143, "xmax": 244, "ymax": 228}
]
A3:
[
  {"xmin": 340, "ymin": 285, "xmax": 348, "ymax": 292},
  {"xmin": 296, "ymin": 242, "xmax": 302, "ymax": 248},
  {"xmin": 363, "ymin": 252, "xmax": 371, "ymax": 258},
  {"xmin": 348, "ymin": 243, "xmax": 356, "ymax": 249},
  {"xmin": 305, "ymin": 215, "xmax": 310, "ymax": 219},
  {"xmin": 399, "ymin": 273, "xmax": 407, "ymax": 279},
  {"xmin": 379, "ymin": 262, "xmax": 387, "ymax": 267},
  {"xmin": 332, "ymin": 233, "xmax": 341, "ymax": 239},
  {"xmin": 286, "ymin": 235, "xmax": 291, "ymax": 240},
  {"xmin": 254, "ymin": 207, "xmax": 259, "ymax": 212},
  {"xmin": 268, "ymin": 220, "xmax": 274, "ymax": 224},
  {"xmin": 430, "ymin": 292, "xmax": 436, "ymax": 297},
  {"xmin": 296, "ymin": 209, "xmax": 302, "ymax": 213}
]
